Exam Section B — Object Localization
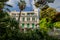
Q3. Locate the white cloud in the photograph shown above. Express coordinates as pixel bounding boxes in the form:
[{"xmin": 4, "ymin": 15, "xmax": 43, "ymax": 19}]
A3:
[
  {"xmin": 48, "ymin": 0, "xmax": 60, "ymax": 12},
  {"xmin": 25, "ymin": 0, "xmax": 31, "ymax": 7},
  {"xmin": 56, "ymin": 8, "xmax": 60, "ymax": 12},
  {"xmin": 6, "ymin": 0, "xmax": 31, "ymax": 7},
  {"xmin": 6, "ymin": 0, "xmax": 17, "ymax": 6}
]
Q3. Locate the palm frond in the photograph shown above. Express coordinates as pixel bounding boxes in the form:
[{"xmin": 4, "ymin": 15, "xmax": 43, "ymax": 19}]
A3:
[{"xmin": 5, "ymin": 4, "xmax": 12, "ymax": 7}]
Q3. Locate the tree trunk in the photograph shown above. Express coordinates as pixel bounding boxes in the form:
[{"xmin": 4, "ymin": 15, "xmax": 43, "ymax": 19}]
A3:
[{"xmin": 18, "ymin": 10, "xmax": 21, "ymax": 28}]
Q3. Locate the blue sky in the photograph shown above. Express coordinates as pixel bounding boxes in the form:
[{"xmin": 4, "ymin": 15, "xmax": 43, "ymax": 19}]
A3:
[{"xmin": 6, "ymin": 0, "xmax": 60, "ymax": 12}]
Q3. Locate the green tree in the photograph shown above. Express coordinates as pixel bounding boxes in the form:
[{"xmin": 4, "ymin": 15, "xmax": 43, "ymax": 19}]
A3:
[
  {"xmin": 40, "ymin": 7, "xmax": 56, "ymax": 19},
  {"xmin": 0, "ymin": 0, "xmax": 19, "ymax": 40},
  {"xmin": 0, "ymin": 11, "xmax": 19, "ymax": 40}
]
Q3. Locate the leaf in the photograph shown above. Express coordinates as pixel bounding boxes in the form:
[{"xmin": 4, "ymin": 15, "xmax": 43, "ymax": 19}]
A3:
[{"xmin": 6, "ymin": 4, "xmax": 12, "ymax": 7}]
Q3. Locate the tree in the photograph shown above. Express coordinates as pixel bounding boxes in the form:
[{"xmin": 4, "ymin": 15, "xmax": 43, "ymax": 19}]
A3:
[
  {"xmin": 40, "ymin": 7, "xmax": 56, "ymax": 19},
  {"xmin": 0, "ymin": 0, "xmax": 19, "ymax": 40},
  {"xmin": 52, "ymin": 12, "xmax": 60, "ymax": 22},
  {"xmin": 40, "ymin": 7, "xmax": 57, "ymax": 30},
  {"xmin": 35, "ymin": 0, "xmax": 55, "ymax": 8},
  {"xmin": 18, "ymin": 0, "xmax": 26, "ymax": 29},
  {"xmin": 53, "ymin": 12, "xmax": 60, "ymax": 28},
  {"xmin": 0, "ymin": 11, "xmax": 19, "ymax": 39}
]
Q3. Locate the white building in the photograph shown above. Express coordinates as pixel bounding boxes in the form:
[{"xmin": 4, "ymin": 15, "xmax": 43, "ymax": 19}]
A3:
[
  {"xmin": 8, "ymin": 0, "xmax": 39, "ymax": 30},
  {"xmin": 9, "ymin": 9, "xmax": 39, "ymax": 29}
]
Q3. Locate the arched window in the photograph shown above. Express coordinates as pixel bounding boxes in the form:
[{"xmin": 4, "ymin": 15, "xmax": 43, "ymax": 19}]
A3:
[
  {"xmin": 22, "ymin": 23, "xmax": 24, "ymax": 28},
  {"xmin": 32, "ymin": 23, "xmax": 35, "ymax": 28}
]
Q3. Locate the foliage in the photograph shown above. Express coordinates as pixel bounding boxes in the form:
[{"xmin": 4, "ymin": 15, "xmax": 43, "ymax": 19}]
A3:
[
  {"xmin": 53, "ymin": 22, "xmax": 60, "ymax": 28},
  {"xmin": 0, "ymin": 1, "xmax": 19, "ymax": 39},
  {"xmin": 39, "ymin": 4, "xmax": 60, "ymax": 39},
  {"xmin": 40, "ymin": 7, "xmax": 56, "ymax": 19},
  {"xmin": 35, "ymin": 2, "xmax": 40, "ymax": 8},
  {"xmin": 18, "ymin": 0, "xmax": 26, "ymax": 10},
  {"xmin": 0, "ymin": 0, "xmax": 8, "ymax": 2},
  {"xmin": 39, "ymin": 18, "xmax": 53, "ymax": 32},
  {"xmin": 39, "ymin": 7, "xmax": 57, "ymax": 32},
  {"xmin": 34, "ymin": 0, "xmax": 55, "ymax": 9},
  {"xmin": 0, "ymin": 11, "xmax": 19, "ymax": 40}
]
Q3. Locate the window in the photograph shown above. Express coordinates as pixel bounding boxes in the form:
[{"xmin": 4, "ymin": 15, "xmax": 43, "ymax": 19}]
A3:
[
  {"xmin": 22, "ymin": 13, "xmax": 25, "ymax": 15},
  {"xmin": 22, "ymin": 23, "xmax": 24, "ymax": 28},
  {"xmin": 27, "ymin": 13, "xmax": 30, "ymax": 15},
  {"xmin": 27, "ymin": 23, "xmax": 30, "ymax": 28},
  {"xmin": 22, "ymin": 17, "xmax": 25, "ymax": 21},
  {"xmin": 32, "ymin": 17, "xmax": 35, "ymax": 21},
  {"xmin": 27, "ymin": 13, "xmax": 34, "ymax": 16},
  {"xmin": 27, "ymin": 17, "xmax": 30, "ymax": 21},
  {"xmin": 32, "ymin": 23, "xmax": 34, "ymax": 28},
  {"xmin": 31, "ymin": 13, "xmax": 34, "ymax": 15}
]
